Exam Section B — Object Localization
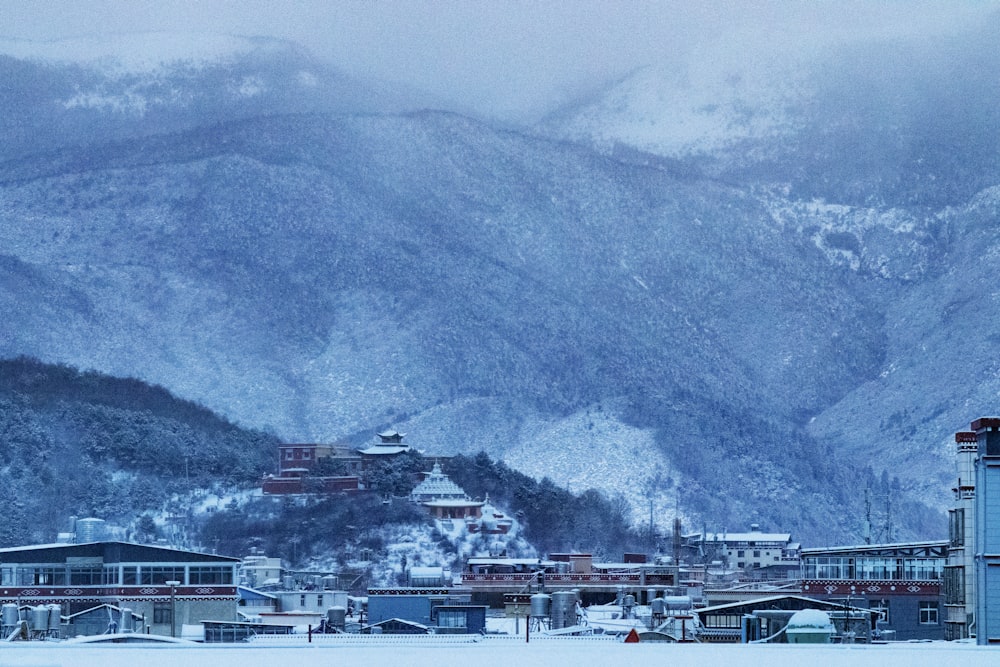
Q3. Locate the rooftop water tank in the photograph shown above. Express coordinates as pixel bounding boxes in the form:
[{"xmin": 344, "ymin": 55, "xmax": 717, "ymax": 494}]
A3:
[
  {"xmin": 1, "ymin": 603, "xmax": 18, "ymax": 628},
  {"xmin": 529, "ymin": 593, "xmax": 551, "ymax": 619},
  {"xmin": 120, "ymin": 607, "xmax": 134, "ymax": 633},
  {"xmin": 550, "ymin": 591, "xmax": 576, "ymax": 630},
  {"xmin": 30, "ymin": 606, "xmax": 48, "ymax": 632},
  {"xmin": 785, "ymin": 609, "xmax": 834, "ymax": 644},
  {"xmin": 327, "ymin": 606, "xmax": 346, "ymax": 630},
  {"xmin": 47, "ymin": 604, "xmax": 61, "ymax": 632}
]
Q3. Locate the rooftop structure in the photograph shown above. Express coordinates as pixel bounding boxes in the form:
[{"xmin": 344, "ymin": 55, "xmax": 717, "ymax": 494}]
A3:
[
  {"xmin": 800, "ymin": 540, "xmax": 946, "ymax": 641},
  {"xmin": 0, "ymin": 541, "xmax": 239, "ymax": 638},
  {"xmin": 687, "ymin": 524, "xmax": 800, "ymax": 574}
]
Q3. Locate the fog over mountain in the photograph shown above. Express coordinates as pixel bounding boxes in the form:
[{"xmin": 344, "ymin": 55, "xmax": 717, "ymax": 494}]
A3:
[{"xmin": 1, "ymin": 16, "xmax": 999, "ymax": 544}]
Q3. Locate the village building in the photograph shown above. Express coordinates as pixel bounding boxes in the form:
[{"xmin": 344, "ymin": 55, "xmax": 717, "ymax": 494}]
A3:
[
  {"xmin": 685, "ymin": 524, "xmax": 800, "ymax": 578},
  {"xmin": 799, "ymin": 540, "xmax": 946, "ymax": 641},
  {"xmin": 262, "ymin": 431, "xmax": 442, "ymax": 496},
  {"xmin": 358, "ymin": 430, "xmax": 413, "ymax": 457},
  {"xmin": 409, "ymin": 463, "xmax": 484, "ymax": 521},
  {"xmin": 695, "ymin": 594, "xmax": 876, "ymax": 643},
  {"xmin": 366, "ymin": 568, "xmax": 485, "ymax": 634},
  {"xmin": 945, "ymin": 416, "xmax": 1000, "ymax": 643},
  {"xmin": 0, "ymin": 541, "xmax": 240, "ymax": 638}
]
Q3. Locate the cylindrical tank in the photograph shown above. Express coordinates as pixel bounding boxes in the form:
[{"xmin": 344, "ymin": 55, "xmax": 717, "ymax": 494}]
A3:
[
  {"xmin": 283, "ymin": 575, "xmax": 296, "ymax": 590},
  {"xmin": 2, "ymin": 603, "xmax": 18, "ymax": 628},
  {"xmin": 30, "ymin": 606, "xmax": 48, "ymax": 631},
  {"xmin": 550, "ymin": 591, "xmax": 576, "ymax": 629},
  {"xmin": 650, "ymin": 597, "xmax": 666, "ymax": 615},
  {"xmin": 623, "ymin": 593, "xmax": 636, "ymax": 608},
  {"xmin": 408, "ymin": 566, "xmax": 444, "ymax": 587},
  {"xmin": 120, "ymin": 607, "xmax": 134, "ymax": 633},
  {"xmin": 75, "ymin": 517, "xmax": 106, "ymax": 543},
  {"xmin": 326, "ymin": 606, "xmax": 346, "ymax": 630},
  {"xmin": 47, "ymin": 604, "xmax": 61, "ymax": 632},
  {"xmin": 663, "ymin": 596, "xmax": 693, "ymax": 612},
  {"xmin": 321, "ymin": 575, "xmax": 337, "ymax": 590},
  {"xmin": 529, "ymin": 593, "xmax": 551, "ymax": 619}
]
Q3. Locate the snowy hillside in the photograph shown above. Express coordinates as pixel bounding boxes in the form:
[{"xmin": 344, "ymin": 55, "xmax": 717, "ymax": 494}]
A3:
[
  {"xmin": 3, "ymin": 22, "xmax": 1000, "ymax": 549},
  {"xmin": 542, "ymin": 53, "xmax": 808, "ymax": 159}
]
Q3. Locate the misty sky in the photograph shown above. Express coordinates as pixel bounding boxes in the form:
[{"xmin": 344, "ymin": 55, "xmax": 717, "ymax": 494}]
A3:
[{"xmin": 2, "ymin": 1, "xmax": 997, "ymax": 121}]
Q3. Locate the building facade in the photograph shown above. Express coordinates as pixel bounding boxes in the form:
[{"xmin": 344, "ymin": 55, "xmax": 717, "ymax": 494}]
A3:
[
  {"xmin": 0, "ymin": 542, "xmax": 239, "ymax": 637},
  {"xmin": 690, "ymin": 525, "xmax": 800, "ymax": 575},
  {"xmin": 945, "ymin": 428, "xmax": 978, "ymax": 639},
  {"xmin": 973, "ymin": 417, "xmax": 1000, "ymax": 644},
  {"xmin": 800, "ymin": 541, "xmax": 946, "ymax": 640}
]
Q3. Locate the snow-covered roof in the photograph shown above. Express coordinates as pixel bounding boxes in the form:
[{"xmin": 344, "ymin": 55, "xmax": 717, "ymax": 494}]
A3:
[
  {"xmin": 467, "ymin": 558, "xmax": 549, "ymax": 566},
  {"xmin": 410, "ymin": 463, "xmax": 469, "ymax": 501},
  {"xmin": 422, "ymin": 499, "xmax": 484, "ymax": 508},
  {"xmin": 702, "ymin": 532, "xmax": 792, "ymax": 543},
  {"xmin": 358, "ymin": 445, "xmax": 410, "ymax": 455}
]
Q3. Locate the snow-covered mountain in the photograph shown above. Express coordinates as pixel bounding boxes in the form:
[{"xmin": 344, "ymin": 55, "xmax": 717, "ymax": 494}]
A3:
[
  {"xmin": 2, "ymin": 27, "xmax": 999, "ymax": 545},
  {"xmin": 0, "ymin": 33, "xmax": 423, "ymax": 161}
]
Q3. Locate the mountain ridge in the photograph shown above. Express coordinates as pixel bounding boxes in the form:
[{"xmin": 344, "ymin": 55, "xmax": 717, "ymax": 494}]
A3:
[{"xmin": 2, "ymin": 29, "xmax": 998, "ymax": 545}]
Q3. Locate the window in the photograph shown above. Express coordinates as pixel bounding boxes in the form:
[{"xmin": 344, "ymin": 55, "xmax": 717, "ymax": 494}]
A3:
[
  {"xmin": 189, "ymin": 566, "xmax": 232, "ymax": 585},
  {"xmin": 944, "ymin": 566, "xmax": 965, "ymax": 605},
  {"xmin": 153, "ymin": 602, "xmax": 172, "ymax": 625},
  {"xmin": 317, "ymin": 595, "xmax": 323, "ymax": 607},
  {"xmin": 69, "ymin": 566, "xmax": 102, "ymax": 585},
  {"xmin": 950, "ymin": 509, "xmax": 965, "ymax": 547},
  {"xmin": 919, "ymin": 601, "xmax": 939, "ymax": 625},
  {"xmin": 737, "ymin": 550, "xmax": 745, "ymax": 558},
  {"xmin": 26, "ymin": 568, "xmax": 66, "ymax": 586},
  {"xmin": 141, "ymin": 566, "xmax": 185, "ymax": 585},
  {"xmin": 753, "ymin": 550, "xmax": 761, "ymax": 558},
  {"xmin": 437, "ymin": 610, "xmax": 467, "ymax": 628}
]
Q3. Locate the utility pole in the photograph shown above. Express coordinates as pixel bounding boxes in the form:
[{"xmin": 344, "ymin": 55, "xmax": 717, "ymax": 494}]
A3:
[{"xmin": 166, "ymin": 580, "xmax": 180, "ymax": 638}]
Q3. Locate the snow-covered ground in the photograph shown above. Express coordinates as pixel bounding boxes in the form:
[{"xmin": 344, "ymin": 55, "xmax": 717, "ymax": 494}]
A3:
[{"xmin": 0, "ymin": 640, "xmax": 996, "ymax": 667}]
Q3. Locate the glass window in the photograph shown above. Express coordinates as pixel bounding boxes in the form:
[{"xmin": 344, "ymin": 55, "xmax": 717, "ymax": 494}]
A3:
[
  {"xmin": 950, "ymin": 509, "xmax": 965, "ymax": 547},
  {"xmin": 189, "ymin": 566, "xmax": 232, "ymax": 585},
  {"xmin": 141, "ymin": 567, "xmax": 186, "ymax": 585},
  {"xmin": 919, "ymin": 601, "xmax": 939, "ymax": 625},
  {"xmin": 153, "ymin": 602, "xmax": 172, "ymax": 624},
  {"xmin": 437, "ymin": 610, "xmax": 467, "ymax": 628},
  {"xmin": 27, "ymin": 567, "xmax": 66, "ymax": 585},
  {"xmin": 70, "ymin": 566, "xmax": 102, "ymax": 586}
]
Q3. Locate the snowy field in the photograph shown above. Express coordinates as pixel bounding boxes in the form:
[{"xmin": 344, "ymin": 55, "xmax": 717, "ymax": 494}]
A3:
[{"xmin": 0, "ymin": 640, "xmax": 996, "ymax": 667}]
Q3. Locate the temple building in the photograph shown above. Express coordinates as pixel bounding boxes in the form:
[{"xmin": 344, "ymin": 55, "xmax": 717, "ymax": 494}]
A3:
[{"xmin": 409, "ymin": 463, "xmax": 484, "ymax": 521}]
